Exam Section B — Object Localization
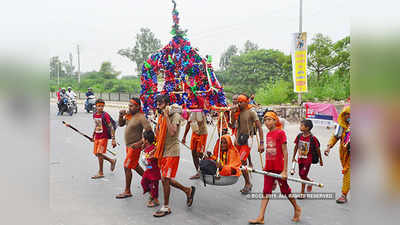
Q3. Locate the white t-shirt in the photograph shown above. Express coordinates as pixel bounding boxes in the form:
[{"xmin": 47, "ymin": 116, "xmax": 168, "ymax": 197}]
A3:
[{"xmin": 67, "ymin": 91, "xmax": 76, "ymax": 98}]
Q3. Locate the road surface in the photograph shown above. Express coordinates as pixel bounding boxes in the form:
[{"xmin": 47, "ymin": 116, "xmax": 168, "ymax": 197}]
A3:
[{"xmin": 50, "ymin": 102, "xmax": 351, "ymax": 225}]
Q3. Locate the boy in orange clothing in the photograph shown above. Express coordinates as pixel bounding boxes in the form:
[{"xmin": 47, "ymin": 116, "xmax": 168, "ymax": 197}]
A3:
[
  {"xmin": 249, "ymin": 111, "xmax": 301, "ymax": 224},
  {"xmin": 91, "ymin": 99, "xmax": 117, "ymax": 179}
]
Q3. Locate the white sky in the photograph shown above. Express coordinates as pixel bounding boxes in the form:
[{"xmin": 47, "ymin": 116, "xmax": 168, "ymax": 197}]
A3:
[{"xmin": 44, "ymin": 0, "xmax": 350, "ymax": 75}]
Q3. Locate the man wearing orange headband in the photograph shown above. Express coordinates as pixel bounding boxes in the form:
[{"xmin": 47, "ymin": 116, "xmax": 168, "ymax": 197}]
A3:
[
  {"xmin": 116, "ymin": 97, "xmax": 152, "ymax": 199},
  {"xmin": 91, "ymin": 99, "xmax": 117, "ymax": 179},
  {"xmin": 249, "ymin": 111, "xmax": 301, "ymax": 224},
  {"xmin": 234, "ymin": 94, "xmax": 264, "ymax": 194}
]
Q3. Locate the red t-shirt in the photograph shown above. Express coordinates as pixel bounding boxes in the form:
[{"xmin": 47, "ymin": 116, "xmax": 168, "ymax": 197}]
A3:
[
  {"xmin": 93, "ymin": 112, "xmax": 111, "ymax": 140},
  {"xmin": 294, "ymin": 134, "xmax": 320, "ymax": 164},
  {"xmin": 264, "ymin": 129, "xmax": 287, "ymax": 172}
]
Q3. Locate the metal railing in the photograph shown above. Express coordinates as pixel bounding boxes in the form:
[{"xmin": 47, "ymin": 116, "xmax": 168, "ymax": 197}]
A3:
[
  {"xmin": 49, "ymin": 92, "xmax": 346, "ymax": 122},
  {"xmin": 49, "ymin": 92, "xmax": 138, "ymax": 102}
]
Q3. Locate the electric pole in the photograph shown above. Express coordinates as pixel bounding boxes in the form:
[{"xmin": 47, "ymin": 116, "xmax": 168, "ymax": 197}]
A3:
[
  {"xmin": 57, "ymin": 61, "xmax": 60, "ymax": 87},
  {"xmin": 77, "ymin": 45, "xmax": 81, "ymax": 83},
  {"xmin": 69, "ymin": 52, "xmax": 73, "ymax": 77}
]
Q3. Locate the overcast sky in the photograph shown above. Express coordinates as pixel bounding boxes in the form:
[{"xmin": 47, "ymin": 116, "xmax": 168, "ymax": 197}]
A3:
[{"xmin": 46, "ymin": 0, "xmax": 350, "ymax": 75}]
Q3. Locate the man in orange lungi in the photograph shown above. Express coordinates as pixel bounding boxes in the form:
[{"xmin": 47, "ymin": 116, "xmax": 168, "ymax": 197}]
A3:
[
  {"xmin": 182, "ymin": 110, "xmax": 208, "ymax": 179},
  {"xmin": 153, "ymin": 95, "xmax": 195, "ymax": 217}
]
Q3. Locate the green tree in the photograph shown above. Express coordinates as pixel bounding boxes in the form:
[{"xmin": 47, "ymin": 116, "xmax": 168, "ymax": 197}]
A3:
[
  {"xmin": 255, "ymin": 79, "xmax": 294, "ymax": 105},
  {"xmin": 118, "ymin": 28, "xmax": 162, "ymax": 74},
  {"xmin": 333, "ymin": 36, "xmax": 350, "ymax": 75},
  {"xmin": 223, "ymin": 49, "xmax": 292, "ymax": 94},
  {"xmin": 219, "ymin": 45, "xmax": 238, "ymax": 70},
  {"xmin": 307, "ymin": 34, "xmax": 350, "ymax": 80},
  {"xmin": 99, "ymin": 61, "xmax": 121, "ymax": 79},
  {"xmin": 242, "ymin": 40, "xmax": 259, "ymax": 54},
  {"xmin": 307, "ymin": 34, "xmax": 334, "ymax": 80}
]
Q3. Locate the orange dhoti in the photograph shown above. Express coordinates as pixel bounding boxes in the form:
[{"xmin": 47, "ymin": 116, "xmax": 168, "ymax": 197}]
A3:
[
  {"xmin": 93, "ymin": 138, "xmax": 108, "ymax": 155},
  {"xmin": 190, "ymin": 132, "xmax": 208, "ymax": 153},
  {"xmin": 160, "ymin": 156, "xmax": 180, "ymax": 179},
  {"xmin": 124, "ymin": 146, "xmax": 141, "ymax": 169}
]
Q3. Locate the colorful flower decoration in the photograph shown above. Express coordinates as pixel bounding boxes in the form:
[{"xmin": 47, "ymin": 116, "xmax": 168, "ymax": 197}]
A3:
[{"xmin": 140, "ymin": 0, "xmax": 227, "ymax": 115}]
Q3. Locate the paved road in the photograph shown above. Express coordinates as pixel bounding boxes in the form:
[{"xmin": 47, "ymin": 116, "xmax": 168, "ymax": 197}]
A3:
[{"xmin": 50, "ymin": 103, "xmax": 351, "ymax": 225}]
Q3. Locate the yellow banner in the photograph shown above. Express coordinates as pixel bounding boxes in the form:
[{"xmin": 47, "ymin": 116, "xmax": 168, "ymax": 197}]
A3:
[{"xmin": 291, "ymin": 32, "xmax": 308, "ymax": 93}]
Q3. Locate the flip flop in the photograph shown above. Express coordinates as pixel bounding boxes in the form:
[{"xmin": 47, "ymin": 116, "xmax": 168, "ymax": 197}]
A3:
[
  {"xmin": 91, "ymin": 174, "xmax": 104, "ymax": 179},
  {"xmin": 336, "ymin": 195, "xmax": 347, "ymax": 204},
  {"xmin": 147, "ymin": 201, "xmax": 160, "ymax": 208},
  {"xmin": 248, "ymin": 219, "xmax": 264, "ymax": 224},
  {"xmin": 153, "ymin": 207, "xmax": 172, "ymax": 217},
  {"xmin": 187, "ymin": 186, "xmax": 196, "ymax": 207},
  {"xmin": 240, "ymin": 184, "xmax": 253, "ymax": 195},
  {"xmin": 115, "ymin": 193, "xmax": 132, "ymax": 199}
]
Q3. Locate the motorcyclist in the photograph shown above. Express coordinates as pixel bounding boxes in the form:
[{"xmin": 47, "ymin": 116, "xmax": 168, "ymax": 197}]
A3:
[
  {"xmin": 86, "ymin": 87, "xmax": 94, "ymax": 97},
  {"xmin": 67, "ymin": 87, "xmax": 77, "ymax": 99},
  {"xmin": 59, "ymin": 88, "xmax": 67, "ymax": 99},
  {"xmin": 57, "ymin": 88, "xmax": 67, "ymax": 115},
  {"xmin": 85, "ymin": 87, "xmax": 94, "ymax": 106}
]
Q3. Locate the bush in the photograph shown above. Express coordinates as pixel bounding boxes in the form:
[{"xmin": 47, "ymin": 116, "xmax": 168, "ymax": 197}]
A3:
[
  {"xmin": 302, "ymin": 72, "xmax": 350, "ymax": 101},
  {"xmin": 49, "ymin": 76, "xmax": 141, "ymax": 94},
  {"xmin": 254, "ymin": 71, "xmax": 349, "ymax": 105},
  {"xmin": 255, "ymin": 79, "xmax": 294, "ymax": 105}
]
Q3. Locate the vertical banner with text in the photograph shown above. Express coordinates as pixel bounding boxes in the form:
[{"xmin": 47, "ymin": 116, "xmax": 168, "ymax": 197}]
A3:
[{"xmin": 291, "ymin": 32, "xmax": 308, "ymax": 93}]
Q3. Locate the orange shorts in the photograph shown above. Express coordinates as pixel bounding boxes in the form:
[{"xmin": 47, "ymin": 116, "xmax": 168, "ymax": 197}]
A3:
[
  {"xmin": 160, "ymin": 157, "xmax": 180, "ymax": 179},
  {"xmin": 93, "ymin": 138, "xmax": 108, "ymax": 155},
  {"xmin": 238, "ymin": 145, "xmax": 251, "ymax": 162},
  {"xmin": 124, "ymin": 146, "xmax": 142, "ymax": 169},
  {"xmin": 190, "ymin": 133, "xmax": 208, "ymax": 153}
]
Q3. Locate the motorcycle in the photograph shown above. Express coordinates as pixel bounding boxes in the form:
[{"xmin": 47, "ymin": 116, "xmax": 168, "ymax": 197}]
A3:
[
  {"xmin": 85, "ymin": 95, "xmax": 96, "ymax": 113},
  {"xmin": 58, "ymin": 97, "xmax": 74, "ymax": 116},
  {"xmin": 70, "ymin": 96, "xmax": 78, "ymax": 114}
]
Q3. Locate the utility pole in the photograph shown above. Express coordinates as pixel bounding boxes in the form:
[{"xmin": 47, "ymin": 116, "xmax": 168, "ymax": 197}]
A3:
[
  {"xmin": 69, "ymin": 52, "xmax": 73, "ymax": 76},
  {"xmin": 298, "ymin": 0, "xmax": 303, "ymax": 106},
  {"xmin": 57, "ymin": 61, "xmax": 60, "ymax": 87},
  {"xmin": 77, "ymin": 44, "xmax": 81, "ymax": 83}
]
